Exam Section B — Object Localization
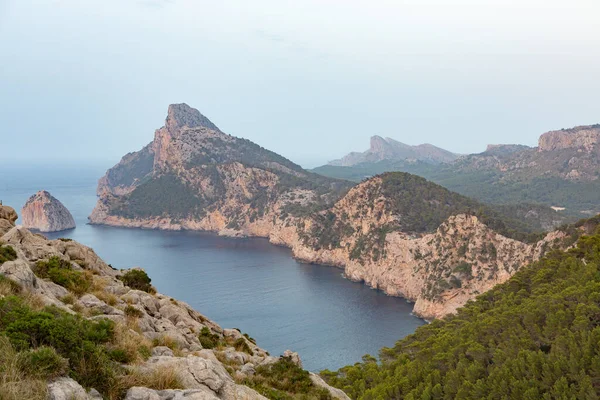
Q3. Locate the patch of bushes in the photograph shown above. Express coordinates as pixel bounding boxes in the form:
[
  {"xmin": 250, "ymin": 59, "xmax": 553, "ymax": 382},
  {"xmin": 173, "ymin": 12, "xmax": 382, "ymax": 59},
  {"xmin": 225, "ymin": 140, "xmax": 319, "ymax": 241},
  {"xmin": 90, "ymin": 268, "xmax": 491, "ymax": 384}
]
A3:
[
  {"xmin": 198, "ymin": 326, "xmax": 221, "ymax": 349},
  {"xmin": 119, "ymin": 269, "xmax": 153, "ymax": 293},
  {"xmin": 33, "ymin": 257, "xmax": 92, "ymax": 296},
  {"xmin": 0, "ymin": 296, "xmax": 120, "ymax": 397},
  {"xmin": 0, "ymin": 245, "xmax": 17, "ymax": 265},
  {"xmin": 244, "ymin": 357, "xmax": 331, "ymax": 400},
  {"xmin": 234, "ymin": 338, "xmax": 253, "ymax": 355}
]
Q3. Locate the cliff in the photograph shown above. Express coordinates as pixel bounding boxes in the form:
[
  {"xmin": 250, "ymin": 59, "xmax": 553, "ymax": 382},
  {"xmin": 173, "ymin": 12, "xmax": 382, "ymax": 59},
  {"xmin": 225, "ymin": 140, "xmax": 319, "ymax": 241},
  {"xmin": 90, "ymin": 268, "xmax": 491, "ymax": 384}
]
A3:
[
  {"xmin": 0, "ymin": 205, "xmax": 348, "ymax": 400},
  {"xmin": 328, "ymin": 136, "xmax": 459, "ymax": 166},
  {"xmin": 90, "ymin": 103, "xmax": 572, "ymax": 321},
  {"xmin": 21, "ymin": 191, "xmax": 76, "ymax": 232}
]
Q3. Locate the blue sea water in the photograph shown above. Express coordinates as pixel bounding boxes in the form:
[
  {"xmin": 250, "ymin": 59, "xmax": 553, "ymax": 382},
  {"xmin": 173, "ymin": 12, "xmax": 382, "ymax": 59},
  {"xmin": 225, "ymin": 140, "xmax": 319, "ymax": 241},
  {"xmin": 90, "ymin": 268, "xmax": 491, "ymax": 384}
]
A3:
[{"xmin": 0, "ymin": 163, "xmax": 425, "ymax": 371}]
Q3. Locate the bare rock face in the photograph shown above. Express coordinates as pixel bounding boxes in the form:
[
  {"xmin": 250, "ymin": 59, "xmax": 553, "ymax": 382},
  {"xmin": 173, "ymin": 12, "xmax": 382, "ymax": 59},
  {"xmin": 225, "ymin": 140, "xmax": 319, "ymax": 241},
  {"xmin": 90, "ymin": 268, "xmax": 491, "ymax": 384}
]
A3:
[
  {"xmin": 21, "ymin": 191, "xmax": 75, "ymax": 232},
  {"xmin": 539, "ymin": 125, "xmax": 600, "ymax": 152}
]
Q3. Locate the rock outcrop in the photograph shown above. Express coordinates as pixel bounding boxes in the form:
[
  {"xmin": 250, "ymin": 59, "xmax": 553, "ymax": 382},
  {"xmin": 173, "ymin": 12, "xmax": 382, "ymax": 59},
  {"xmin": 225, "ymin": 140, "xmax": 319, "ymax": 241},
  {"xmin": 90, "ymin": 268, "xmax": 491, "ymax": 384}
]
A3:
[
  {"xmin": 21, "ymin": 191, "xmax": 75, "ymax": 232},
  {"xmin": 0, "ymin": 205, "xmax": 347, "ymax": 399},
  {"xmin": 328, "ymin": 135, "xmax": 459, "ymax": 166},
  {"xmin": 538, "ymin": 124, "xmax": 600, "ymax": 152}
]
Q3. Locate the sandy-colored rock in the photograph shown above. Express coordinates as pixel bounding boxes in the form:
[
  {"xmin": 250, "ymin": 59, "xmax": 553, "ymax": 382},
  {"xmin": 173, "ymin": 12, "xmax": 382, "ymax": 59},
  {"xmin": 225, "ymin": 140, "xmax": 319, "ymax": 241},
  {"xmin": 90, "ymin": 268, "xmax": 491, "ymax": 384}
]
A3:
[{"xmin": 21, "ymin": 191, "xmax": 75, "ymax": 232}]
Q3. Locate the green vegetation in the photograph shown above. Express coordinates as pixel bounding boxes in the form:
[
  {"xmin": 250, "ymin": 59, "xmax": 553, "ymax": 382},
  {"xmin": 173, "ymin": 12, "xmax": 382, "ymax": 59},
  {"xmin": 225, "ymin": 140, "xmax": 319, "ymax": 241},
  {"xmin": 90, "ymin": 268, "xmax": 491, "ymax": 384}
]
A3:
[
  {"xmin": 379, "ymin": 172, "xmax": 547, "ymax": 242},
  {"xmin": 0, "ymin": 295, "xmax": 118, "ymax": 396},
  {"xmin": 0, "ymin": 244, "xmax": 17, "ymax": 265},
  {"xmin": 321, "ymin": 228, "xmax": 600, "ymax": 399},
  {"xmin": 33, "ymin": 257, "xmax": 92, "ymax": 296},
  {"xmin": 112, "ymin": 173, "xmax": 206, "ymax": 219},
  {"xmin": 243, "ymin": 357, "xmax": 332, "ymax": 400},
  {"xmin": 312, "ymin": 158, "xmax": 600, "ymax": 216},
  {"xmin": 119, "ymin": 269, "xmax": 153, "ymax": 293},
  {"xmin": 198, "ymin": 326, "xmax": 220, "ymax": 349}
]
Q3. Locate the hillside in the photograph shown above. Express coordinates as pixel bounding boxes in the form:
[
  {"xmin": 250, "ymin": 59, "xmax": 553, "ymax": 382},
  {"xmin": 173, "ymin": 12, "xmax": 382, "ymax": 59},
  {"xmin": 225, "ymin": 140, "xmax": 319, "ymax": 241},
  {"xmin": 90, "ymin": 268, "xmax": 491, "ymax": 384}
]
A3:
[
  {"xmin": 328, "ymin": 136, "xmax": 459, "ymax": 167},
  {"xmin": 321, "ymin": 218, "xmax": 600, "ymax": 399},
  {"xmin": 314, "ymin": 125, "xmax": 600, "ymax": 216},
  {"xmin": 91, "ymin": 103, "xmax": 350, "ymax": 230},
  {"xmin": 0, "ymin": 205, "xmax": 347, "ymax": 400},
  {"xmin": 91, "ymin": 105, "xmax": 575, "ymax": 320},
  {"xmin": 286, "ymin": 172, "xmax": 568, "ymax": 318}
]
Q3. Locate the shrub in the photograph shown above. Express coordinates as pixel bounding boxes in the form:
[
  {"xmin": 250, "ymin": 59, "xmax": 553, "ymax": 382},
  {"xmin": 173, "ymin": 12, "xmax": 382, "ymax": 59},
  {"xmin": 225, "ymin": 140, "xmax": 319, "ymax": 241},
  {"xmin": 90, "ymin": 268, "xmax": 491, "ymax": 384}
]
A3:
[
  {"xmin": 198, "ymin": 327, "xmax": 220, "ymax": 349},
  {"xmin": 234, "ymin": 338, "xmax": 253, "ymax": 355},
  {"xmin": 0, "ymin": 336, "xmax": 48, "ymax": 400},
  {"xmin": 0, "ymin": 296, "xmax": 118, "ymax": 397},
  {"xmin": 17, "ymin": 347, "xmax": 68, "ymax": 379},
  {"xmin": 0, "ymin": 245, "xmax": 17, "ymax": 265},
  {"xmin": 119, "ymin": 269, "xmax": 153, "ymax": 293},
  {"xmin": 33, "ymin": 257, "xmax": 92, "ymax": 295},
  {"xmin": 244, "ymin": 357, "xmax": 329, "ymax": 399}
]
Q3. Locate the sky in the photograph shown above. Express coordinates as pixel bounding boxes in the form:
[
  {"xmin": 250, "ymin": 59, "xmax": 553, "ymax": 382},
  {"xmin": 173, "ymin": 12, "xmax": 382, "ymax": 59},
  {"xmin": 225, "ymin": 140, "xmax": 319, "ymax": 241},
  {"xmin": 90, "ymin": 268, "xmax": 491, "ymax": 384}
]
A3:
[{"xmin": 0, "ymin": 0, "xmax": 599, "ymax": 168}]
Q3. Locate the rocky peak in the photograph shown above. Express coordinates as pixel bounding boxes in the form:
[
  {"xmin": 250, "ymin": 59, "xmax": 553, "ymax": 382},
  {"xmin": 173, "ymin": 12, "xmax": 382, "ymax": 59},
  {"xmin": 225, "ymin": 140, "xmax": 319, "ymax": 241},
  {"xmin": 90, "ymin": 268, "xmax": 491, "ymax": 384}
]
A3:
[
  {"xmin": 21, "ymin": 190, "xmax": 75, "ymax": 232},
  {"xmin": 538, "ymin": 124, "xmax": 600, "ymax": 152},
  {"xmin": 165, "ymin": 103, "xmax": 220, "ymax": 133}
]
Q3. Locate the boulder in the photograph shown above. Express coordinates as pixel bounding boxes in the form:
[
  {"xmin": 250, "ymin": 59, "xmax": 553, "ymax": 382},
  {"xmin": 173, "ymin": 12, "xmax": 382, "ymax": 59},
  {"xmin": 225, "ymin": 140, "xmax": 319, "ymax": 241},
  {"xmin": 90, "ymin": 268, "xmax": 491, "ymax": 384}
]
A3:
[
  {"xmin": 283, "ymin": 350, "xmax": 302, "ymax": 368},
  {"xmin": 0, "ymin": 259, "xmax": 37, "ymax": 289},
  {"xmin": 47, "ymin": 377, "xmax": 90, "ymax": 400}
]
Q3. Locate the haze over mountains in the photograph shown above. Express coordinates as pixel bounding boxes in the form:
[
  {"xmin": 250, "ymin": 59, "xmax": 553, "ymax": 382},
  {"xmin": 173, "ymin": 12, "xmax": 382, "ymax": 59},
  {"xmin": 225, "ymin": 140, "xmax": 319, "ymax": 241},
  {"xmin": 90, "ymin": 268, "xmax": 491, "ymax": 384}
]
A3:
[
  {"xmin": 315, "ymin": 124, "xmax": 600, "ymax": 216},
  {"xmin": 327, "ymin": 136, "xmax": 460, "ymax": 167}
]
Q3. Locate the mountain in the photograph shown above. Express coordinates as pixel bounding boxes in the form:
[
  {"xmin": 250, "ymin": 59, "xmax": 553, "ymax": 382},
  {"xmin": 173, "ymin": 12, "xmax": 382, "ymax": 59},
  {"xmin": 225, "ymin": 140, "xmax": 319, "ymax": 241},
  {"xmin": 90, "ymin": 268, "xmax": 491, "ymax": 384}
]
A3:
[
  {"xmin": 328, "ymin": 136, "xmax": 460, "ymax": 167},
  {"xmin": 90, "ymin": 103, "xmax": 351, "ymax": 230},
  {"xmin": 21, "ymin": 190, "xmax": 76, "ymax": 232},
  {"xmin": 321, "ymin": 216, "xmax": 600, "ymax": 399},
  {"xmin": 314, "ymin": 124, "xmax": 600, "ymax": 215},
  {"xmin": 0, "ymin": 204, "xmax": 347, "ymax": 400},
  {"xmin": 91, "ymin": 105, "xmax": 572, "ymax": 319}
]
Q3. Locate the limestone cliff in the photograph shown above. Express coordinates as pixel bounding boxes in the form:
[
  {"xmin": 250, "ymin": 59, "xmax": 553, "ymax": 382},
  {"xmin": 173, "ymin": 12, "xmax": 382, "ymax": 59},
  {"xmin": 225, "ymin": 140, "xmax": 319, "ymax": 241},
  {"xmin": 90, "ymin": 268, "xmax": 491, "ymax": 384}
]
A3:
[
  {"xmin": 21, "ymin": 190, "xmax": 76, "ymax": 232},
  {"xmin": 90, "ymin": 103, "xmax": 572, "ymax": 321},
  {"xmin": 0, "ymin": 205, "xmax": 348, "ymax": 400}
]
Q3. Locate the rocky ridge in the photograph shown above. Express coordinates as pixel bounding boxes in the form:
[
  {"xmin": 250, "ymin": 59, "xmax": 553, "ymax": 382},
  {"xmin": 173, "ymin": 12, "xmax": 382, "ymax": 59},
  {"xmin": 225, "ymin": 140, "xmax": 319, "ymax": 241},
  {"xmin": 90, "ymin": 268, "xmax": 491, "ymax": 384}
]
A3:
[
  {"xmin": 0, "ymin": 205, "xmax": 348, "ymax": 400},
  {"xmin": 88, "ymin": 103, "xmax": 574, "ymax": 320},
  {"xmin": 328, "ymin": 136, "xmax": 459, "ymax": 167},
  {"xmin": 21, "ymin": 191, "xmax": 76, "ymax": 232}
]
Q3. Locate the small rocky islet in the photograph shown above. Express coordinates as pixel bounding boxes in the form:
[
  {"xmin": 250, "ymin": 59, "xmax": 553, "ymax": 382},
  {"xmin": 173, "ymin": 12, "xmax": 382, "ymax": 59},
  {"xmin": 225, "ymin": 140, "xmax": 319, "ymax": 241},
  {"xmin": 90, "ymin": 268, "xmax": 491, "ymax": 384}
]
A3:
[{"xmin": 21, "ymin": 190, "xmax": 76, "ymax": 233}]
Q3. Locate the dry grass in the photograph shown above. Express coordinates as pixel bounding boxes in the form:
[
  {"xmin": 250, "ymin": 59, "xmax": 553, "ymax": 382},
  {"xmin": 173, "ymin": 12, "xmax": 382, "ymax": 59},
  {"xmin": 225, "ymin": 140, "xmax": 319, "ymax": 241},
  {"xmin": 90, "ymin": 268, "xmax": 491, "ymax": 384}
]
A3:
[
  {"xmin": 0, "ymin": 337, "xmax": 48, "ymax": 400},
  {"xmin": 112, "ymin": 322, "xmax": 153, "ymax": 364},
  {"xmin": 152, "ymin": 335, "xmax": 183, "ymax": 357},
  {"xmin": 60, "ymin": 293, "xmax": 76, "ymax": 305},
  {"xmin": 117, "ymin": 366, "xmax": 183, "ymax": 391},
  {"xmin": 94, "ymin": 291, "xmax": 118, "ymax": 306},
  {"xmin": 0, "ymin": 276, "xmax": 21, "ymax": 296},
  {"xmin": 20, "ymin": 292, "xmax": 46, "ymax": 312}
]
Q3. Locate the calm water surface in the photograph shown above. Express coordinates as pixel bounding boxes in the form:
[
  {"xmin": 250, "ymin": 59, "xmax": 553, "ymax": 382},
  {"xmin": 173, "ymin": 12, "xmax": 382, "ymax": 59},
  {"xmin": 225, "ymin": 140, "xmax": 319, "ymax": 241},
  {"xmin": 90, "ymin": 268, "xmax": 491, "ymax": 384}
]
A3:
[{"xmin": 0, "ymin": 164, "xmax": 425, "ymax": 371}]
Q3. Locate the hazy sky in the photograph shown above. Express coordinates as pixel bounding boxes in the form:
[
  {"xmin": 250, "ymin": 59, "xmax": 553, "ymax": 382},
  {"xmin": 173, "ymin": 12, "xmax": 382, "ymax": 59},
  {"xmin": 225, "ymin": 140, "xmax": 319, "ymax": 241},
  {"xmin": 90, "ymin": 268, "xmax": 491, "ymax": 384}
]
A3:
[{"xmin": 1, "ymin": 0, "xmax": 599, "ymax": 168}]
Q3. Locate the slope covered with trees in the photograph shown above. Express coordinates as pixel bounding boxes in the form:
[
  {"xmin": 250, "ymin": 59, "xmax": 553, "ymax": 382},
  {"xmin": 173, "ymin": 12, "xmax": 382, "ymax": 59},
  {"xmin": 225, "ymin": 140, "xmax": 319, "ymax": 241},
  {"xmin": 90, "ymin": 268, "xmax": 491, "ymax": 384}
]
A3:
[{"xmin": 321, "ymin": 224, "xmax": 600, "ymax": 399}]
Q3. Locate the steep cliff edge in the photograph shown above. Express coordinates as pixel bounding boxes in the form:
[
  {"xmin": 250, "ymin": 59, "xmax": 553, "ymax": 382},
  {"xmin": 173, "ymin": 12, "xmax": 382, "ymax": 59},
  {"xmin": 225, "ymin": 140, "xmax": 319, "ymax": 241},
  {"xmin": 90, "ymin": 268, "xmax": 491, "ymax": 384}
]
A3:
[
  {"xmin": 21, "ymin": 190, "xmax": 76, "ymax": 232},
  {"xmin": 91, "ymin": 104, "xmax": 578, "ymax": 320},
  {"xmin": 0, "ymin": 205, "xmax": 348, "ymax": 400}
]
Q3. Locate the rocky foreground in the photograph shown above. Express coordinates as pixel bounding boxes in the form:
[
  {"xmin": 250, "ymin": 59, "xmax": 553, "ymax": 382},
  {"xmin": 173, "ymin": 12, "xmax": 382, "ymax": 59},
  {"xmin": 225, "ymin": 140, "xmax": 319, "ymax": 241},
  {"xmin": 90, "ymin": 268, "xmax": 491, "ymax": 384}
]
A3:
[
  {"xmin": 22, "ymin": 190, "xmax": 76, "ymax": 232},
  {"xmin": 0, "ymin": 205, "xmax": 348, "ymax": 400}
]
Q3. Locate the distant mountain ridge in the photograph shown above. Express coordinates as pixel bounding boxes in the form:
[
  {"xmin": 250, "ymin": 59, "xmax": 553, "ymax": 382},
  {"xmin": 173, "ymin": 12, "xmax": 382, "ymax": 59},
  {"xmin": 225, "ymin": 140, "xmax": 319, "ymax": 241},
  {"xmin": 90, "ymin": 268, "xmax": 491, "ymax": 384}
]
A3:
[
  {"xmin": 328, "ymin": 136, "xmax": 460, "ymax": 166},
  {"xmin": 314, "ymin": 124, "xmax": 600, "ymax": 215}
]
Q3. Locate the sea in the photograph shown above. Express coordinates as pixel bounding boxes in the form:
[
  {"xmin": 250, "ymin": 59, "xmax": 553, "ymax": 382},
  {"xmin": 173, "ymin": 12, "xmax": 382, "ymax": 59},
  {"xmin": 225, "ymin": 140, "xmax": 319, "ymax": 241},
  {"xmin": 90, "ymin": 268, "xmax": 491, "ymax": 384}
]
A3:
[{"xmin": 0, "ymin": 163, "xmax": 425, "ymax": 372}]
